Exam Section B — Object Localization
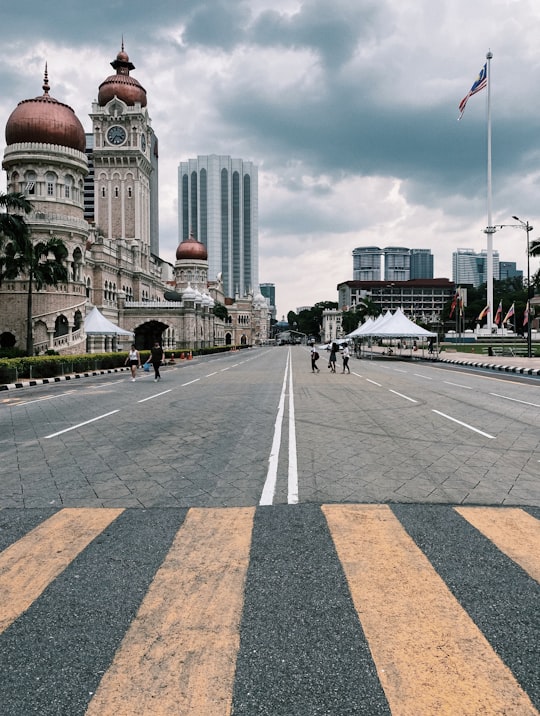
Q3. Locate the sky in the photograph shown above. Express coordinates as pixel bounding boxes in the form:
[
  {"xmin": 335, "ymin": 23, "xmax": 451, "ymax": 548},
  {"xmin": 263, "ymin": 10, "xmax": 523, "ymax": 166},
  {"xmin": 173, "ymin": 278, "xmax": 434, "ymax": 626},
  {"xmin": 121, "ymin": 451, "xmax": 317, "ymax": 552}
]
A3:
[{"xmin": 1, "ymin": 0, "xmax": 540, "ymax": 319}]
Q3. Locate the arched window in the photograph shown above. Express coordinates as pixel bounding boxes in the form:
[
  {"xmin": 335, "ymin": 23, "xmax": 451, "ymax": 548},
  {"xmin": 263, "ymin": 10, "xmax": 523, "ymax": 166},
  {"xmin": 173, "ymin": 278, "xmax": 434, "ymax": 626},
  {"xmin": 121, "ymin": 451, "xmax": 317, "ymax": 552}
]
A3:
[
  {"xmin": 45, "ymin": 171, "xmax": 57, "ymax": 197},
  {"xmin": 64, "ymin": 174, "xmax": 73, "ymax": 199},
  {"xmin": 25, "ymin": 171, "xmax": 37, "ymax": 195},
  {"xmin": 101, "ymin": 186, "xmax": 106, "ymax": 198},
  {"xmin": 127, "ymin": 187, "xmax": 132, "ymax": 198},
  {"xmin": 114, "ymin": 186, "xmax": 119, "ymax": 198}
]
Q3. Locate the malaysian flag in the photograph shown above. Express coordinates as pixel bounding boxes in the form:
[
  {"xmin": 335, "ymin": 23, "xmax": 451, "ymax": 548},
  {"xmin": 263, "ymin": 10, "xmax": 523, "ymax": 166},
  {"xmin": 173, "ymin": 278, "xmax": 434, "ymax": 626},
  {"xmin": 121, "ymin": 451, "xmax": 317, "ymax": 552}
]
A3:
[
  {"xmin": 458, "ymin": 63, "xmax": 487, "ymax": 120},
  {"xmin": 503, "ymin": 303, "xmax": 515, "ymax": 324},
  {"xmin": 477, "ymin": 305, "xmax": 489, "ymax": 321},
  {"xmin": 449, "ymin": 289, "xmax": 460, "ymax": 318},
  {"xmin": 494, "ymin": 301, "xmax": 503, "ymax": 326},
  {"xmin": 523, "ymin": 301, "xmax": 529, "ymax": 327}
]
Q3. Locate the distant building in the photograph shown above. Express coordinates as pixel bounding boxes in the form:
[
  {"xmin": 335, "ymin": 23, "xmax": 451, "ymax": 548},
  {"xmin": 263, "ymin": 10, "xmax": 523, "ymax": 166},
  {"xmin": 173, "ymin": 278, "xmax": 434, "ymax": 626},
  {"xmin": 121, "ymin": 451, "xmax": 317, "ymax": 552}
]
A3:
[
  {"xmin": 410, "ymin": 248, "xmax": 434, "ymax": 279},
  {"xmin": 352, "ymin": 246, "xmax": 433, "ymax": 281},
  {"xmin": 353, "ymin": 246, "xmax": 382, "ymax": 280},
  {"xmin": 337, "ymin": 279, "xmax": 455, "ymax": 325},
  {"xmin": 260, "ymin": 283, "xmax": 276, "ymax": 320},
  {"xmin": 499, "ymin": 261, "xmax": 523, "ymax": 282},
  {"xmin": 177, "ymin": 154, "xmax": 259, "ymax": 299},
  {"xmin": 452, "ymin": 249, "xmax": 499, "ymax": 287}
]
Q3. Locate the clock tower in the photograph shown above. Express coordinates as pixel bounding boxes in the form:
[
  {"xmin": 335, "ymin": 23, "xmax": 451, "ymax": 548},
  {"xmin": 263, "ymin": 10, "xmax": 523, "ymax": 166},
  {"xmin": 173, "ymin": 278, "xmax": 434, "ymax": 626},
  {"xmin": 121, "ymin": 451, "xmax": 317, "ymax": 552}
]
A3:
[{"xmin": 89, "ymin": 44, "xmax": 154, "ymax": 253}]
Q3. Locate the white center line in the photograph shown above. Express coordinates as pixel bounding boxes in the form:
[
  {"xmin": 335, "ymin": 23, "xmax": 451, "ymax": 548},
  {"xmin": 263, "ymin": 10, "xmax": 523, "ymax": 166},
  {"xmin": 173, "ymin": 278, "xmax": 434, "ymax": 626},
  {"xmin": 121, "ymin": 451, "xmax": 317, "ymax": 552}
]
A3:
[
  {"xmin": 288, "ymin": 354, "xmax": 298, "ymax": 504},
  {"xmin": 44, "ymin": 410, "xmax": 120, "ymax": 439},
  {"xmin": 432, "ymin": 409, "xmax": 495, "ymax": 439},
  {"xmin": 414, "ymin": 373, "xmax": 432, "ymax": 380},
  {"xmin": 205, "ymin": 372, "xmax": 218, "ymax": 377},
  {"xmin": 260, "ymin": 350, "xmax": 289, "ymax": 506},
  {"xmin": 366, "ymin": 378, "xmax": 381, "ymax": 387},
  {"xmin": 181, "ymin": 378, "xmax": 201, "ymax": 386}
]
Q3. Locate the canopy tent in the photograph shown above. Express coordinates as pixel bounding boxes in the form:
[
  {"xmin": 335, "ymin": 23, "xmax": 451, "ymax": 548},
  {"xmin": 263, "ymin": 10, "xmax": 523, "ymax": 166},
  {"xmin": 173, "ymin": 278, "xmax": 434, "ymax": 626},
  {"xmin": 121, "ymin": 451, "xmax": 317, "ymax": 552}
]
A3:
[
  {"xmin": 367, "ymin": 308, "xmax": 437, "ymax": 338},
  {"xmin": 84, "ymin": 307, "xmax": 134, "ymax": 336}
]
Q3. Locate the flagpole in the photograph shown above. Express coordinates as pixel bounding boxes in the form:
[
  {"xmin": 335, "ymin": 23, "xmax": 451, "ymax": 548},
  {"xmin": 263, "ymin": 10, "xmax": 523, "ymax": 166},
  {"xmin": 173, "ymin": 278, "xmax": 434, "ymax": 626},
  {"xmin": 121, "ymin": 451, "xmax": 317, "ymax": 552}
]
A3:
[{"xmin": 484, "ymin": 50, "xmax": 495, "ymax": 333}]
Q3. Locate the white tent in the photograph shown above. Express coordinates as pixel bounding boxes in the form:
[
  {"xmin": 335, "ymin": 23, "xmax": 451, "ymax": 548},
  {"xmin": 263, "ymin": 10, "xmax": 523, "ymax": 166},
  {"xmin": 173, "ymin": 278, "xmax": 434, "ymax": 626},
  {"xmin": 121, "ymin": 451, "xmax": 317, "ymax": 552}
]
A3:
[
  {"xmin": 367, "ymin": 308, "xmax": 437, "ymax": 338},
  {"xmin": 84, "ymin": 307, "xmax": 134, "ymax": 336}
]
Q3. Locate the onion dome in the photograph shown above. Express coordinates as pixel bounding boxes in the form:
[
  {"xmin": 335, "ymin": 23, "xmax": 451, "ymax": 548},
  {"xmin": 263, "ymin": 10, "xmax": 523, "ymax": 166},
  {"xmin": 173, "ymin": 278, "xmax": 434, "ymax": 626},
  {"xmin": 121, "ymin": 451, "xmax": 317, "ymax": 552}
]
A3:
[
  {"xmin": 202, "ymin": 293, "xmax": 212, "ymax": 307},
  {"xmin": 182, "ymin": 283, "xmax": 196, "ymax": 301},
  {"xmin": 98, "ymin": 43, "xmax": 147, "ymax": 107},
  {"xmin": 176, "ymin": 229, "xmax": 208, "ymax": 261},
  {"xmin": 5, "ymin": 66, "xmax": 86, "ymax": 152}
]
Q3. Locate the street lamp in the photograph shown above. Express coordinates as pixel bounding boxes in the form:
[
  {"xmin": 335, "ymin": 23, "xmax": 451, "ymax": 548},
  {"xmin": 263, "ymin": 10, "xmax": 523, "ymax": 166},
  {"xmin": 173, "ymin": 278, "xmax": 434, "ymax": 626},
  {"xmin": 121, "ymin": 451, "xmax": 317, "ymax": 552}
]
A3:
[{"xmin": 512, "ymin": 216, "xmax": 533, "ymax": 358}]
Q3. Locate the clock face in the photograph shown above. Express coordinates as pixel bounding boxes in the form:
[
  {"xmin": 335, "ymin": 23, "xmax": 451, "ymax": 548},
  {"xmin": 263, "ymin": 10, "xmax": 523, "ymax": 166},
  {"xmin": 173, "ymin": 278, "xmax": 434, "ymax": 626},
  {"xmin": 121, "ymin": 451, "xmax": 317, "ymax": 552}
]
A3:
[
  {"xmin": 141, "ymin": 133, "xmax": 146, "ymax": 151},
  {"xmin": 107, "ymin": 125, "xmax": 126, "ymax": 145}
]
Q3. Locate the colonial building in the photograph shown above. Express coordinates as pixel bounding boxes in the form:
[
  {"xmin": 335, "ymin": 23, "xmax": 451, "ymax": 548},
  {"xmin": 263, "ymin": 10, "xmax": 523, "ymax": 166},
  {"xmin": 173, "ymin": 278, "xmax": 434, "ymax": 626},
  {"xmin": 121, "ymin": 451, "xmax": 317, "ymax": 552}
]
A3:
[{"xmin": 1, "ymin": 45, "xmax": 269, "ymax": 354}]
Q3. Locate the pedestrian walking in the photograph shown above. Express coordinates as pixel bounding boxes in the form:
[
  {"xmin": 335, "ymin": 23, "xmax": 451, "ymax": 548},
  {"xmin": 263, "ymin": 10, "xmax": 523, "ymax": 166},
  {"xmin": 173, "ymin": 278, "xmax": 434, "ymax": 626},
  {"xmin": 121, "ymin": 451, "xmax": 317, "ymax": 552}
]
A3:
[
  {"xmin": 310, "ymin": 345, "xmax": 320, "ymax": 373},
  {"xmin": 328, "ymin": 342, "xmax": 338, "ymax": 373},
  {"xmin": 125, "ymin": 344, "xmax": 141, "ymax": 381},
  {"xmin": 342, "ymin": 344, "xmax": 351, "ymax": 373},
  {"xmin": 145, "ymin": 341, "xmax": 164, "ymax": 381}
]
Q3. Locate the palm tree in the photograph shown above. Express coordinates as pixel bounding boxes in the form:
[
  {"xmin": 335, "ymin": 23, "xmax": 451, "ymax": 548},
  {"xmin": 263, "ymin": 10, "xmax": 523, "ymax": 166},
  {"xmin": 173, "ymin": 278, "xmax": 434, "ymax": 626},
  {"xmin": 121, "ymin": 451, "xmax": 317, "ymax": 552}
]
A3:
[{"xmin": 0, "ymin": 193, "xmax": 68, "ymax": 355}]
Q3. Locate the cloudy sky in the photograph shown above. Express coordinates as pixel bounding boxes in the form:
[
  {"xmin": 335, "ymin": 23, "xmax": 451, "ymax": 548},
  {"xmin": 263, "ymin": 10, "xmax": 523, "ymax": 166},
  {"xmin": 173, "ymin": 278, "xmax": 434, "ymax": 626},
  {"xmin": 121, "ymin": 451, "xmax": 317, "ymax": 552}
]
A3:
[{"xmin": 1, "ymin": 0, "xmax": 540, "ymax": 318}]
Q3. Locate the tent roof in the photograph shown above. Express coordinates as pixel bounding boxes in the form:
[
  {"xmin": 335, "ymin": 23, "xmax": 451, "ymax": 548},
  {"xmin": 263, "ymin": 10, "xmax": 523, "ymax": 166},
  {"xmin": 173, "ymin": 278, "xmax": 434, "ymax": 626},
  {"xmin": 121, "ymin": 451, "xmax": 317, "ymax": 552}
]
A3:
[
  {"xmin": 84, "ymin": 306, "xmax": 134, "ymax": 336},
  {"xmin": 368, "ymin": 308, "xmax": 437, "ymax": 338}
]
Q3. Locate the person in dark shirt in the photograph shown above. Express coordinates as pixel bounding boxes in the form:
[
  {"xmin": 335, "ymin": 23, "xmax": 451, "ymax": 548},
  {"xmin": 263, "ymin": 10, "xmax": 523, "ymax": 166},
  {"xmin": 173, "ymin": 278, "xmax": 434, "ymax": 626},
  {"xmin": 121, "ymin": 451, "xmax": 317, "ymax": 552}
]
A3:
[{"xmin": 146, "ymin": 342, "xmax": 164, "ymax": 381}]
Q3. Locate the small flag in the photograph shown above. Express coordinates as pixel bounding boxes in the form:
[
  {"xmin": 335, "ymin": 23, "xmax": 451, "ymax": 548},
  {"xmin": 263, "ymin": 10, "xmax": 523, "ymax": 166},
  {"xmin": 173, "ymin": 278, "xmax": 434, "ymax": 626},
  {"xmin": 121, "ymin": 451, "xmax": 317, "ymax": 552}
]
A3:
[
  {"xmin": 449, "ymin": 289, "xmax": 460, "ymax": 318},
  {"xmin": 503, "ymin": 303, "xmax": 515, "ymax": 324},
  {"xmin": 523, "ymin": 301, "xmax": 529, "ymax": 327},
  {"xmin": 494, "ymin": 300, "xmax": 503, "ymax": 326},
  {"xmin": 458, "ymin": 63, "xmax": 487, "ymax": 119},
  {"xmin": 477, "ymin": 305, "xmax": 489, "ymax": 321}
]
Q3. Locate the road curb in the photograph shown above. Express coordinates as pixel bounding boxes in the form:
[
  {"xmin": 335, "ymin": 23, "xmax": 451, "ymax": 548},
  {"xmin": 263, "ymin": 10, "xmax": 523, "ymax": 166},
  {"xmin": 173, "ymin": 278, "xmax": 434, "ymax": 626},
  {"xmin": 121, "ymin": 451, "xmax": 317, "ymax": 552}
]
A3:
[
  {"xmin": 436, "ymin": 356, "xmax": 540, "ymax": 376},
  {"xmin": 0, "ymin": 366, "xmax": 132, "ymax": 391}
]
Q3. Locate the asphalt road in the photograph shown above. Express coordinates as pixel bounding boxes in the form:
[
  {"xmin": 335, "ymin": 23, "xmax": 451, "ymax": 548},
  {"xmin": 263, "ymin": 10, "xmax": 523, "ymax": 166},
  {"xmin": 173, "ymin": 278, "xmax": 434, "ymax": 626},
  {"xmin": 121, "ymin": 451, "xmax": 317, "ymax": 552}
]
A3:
[{"xmin": 1, "ymin": 346, "xmax": 539, "ymax": 714}]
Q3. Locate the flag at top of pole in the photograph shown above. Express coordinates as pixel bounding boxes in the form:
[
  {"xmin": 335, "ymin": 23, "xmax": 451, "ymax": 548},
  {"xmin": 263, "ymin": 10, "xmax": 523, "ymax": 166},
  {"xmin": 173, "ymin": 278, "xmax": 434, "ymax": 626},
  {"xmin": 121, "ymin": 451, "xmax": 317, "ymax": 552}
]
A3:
[{"xmin": 458, "ymin": 63, "xmax": 488, "ymax": 119}]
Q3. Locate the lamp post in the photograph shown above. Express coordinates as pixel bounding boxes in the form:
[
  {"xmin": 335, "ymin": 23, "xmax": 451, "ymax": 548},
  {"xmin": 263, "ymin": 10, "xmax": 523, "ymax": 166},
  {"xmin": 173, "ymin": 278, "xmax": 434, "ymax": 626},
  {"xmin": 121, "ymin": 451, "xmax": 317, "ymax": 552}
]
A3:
[{"xmin": 511, "ymin": 216, "xmax": 533, "ymax": 358}]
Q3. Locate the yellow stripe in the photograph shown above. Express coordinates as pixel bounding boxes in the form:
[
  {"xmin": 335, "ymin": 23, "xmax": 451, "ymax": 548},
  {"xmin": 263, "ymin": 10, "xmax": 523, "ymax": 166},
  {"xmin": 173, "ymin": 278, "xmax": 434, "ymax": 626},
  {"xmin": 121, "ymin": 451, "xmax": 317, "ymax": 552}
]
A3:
[
  {"xmin": 86, "ymin": 507, "xmax": 255, "ymax": 716},
  {"xmin": 456, "ymin": 506, "xmax": 540, "ymax": 583},
  {"xmin": 0, "ymin": 508, "xmax": 123, "ymax": 633},
  {"xmin": 323, "ymin": 504, "xmax": 538, "ymax": 716}
]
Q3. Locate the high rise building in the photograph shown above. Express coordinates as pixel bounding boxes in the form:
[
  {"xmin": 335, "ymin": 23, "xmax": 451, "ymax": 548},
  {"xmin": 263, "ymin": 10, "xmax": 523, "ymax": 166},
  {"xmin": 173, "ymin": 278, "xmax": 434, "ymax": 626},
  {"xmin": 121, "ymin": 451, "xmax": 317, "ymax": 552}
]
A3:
[
  {"xmin": 260, "ymin": 283, "xmax": 275, "ymax": 319},
  {"xmin": 352, "ymin": 246, "xmax": 382, "ymax": 280},
  {"xmin": 352, "ymin": 246, "xmax": 433, "ymax": 281},
  {"xmin": 410, "ymin": 248, "xmax": 434, "ymax": 279},
  {"xmin": 499, "ymin": 261, "xmax": 523, "ymax": 282},
  {"xmin": 178, "ymin": 155, "xmax": 258, "ymax": 298},
  {"xmin": 384, "ymin": 247, "xmax": 410, "ymax": 281},
  {"xmin": 452, "ymin": 249, "xmax": 500, "ymax": 287}
]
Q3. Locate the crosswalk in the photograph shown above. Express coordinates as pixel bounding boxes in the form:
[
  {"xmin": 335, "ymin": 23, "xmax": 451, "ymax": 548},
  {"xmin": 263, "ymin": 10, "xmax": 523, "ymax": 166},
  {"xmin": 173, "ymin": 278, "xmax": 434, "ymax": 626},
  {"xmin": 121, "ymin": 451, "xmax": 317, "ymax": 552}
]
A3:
[{"xmin": 0, "ymin": 505, "xmax": 539, "ymax": 715}]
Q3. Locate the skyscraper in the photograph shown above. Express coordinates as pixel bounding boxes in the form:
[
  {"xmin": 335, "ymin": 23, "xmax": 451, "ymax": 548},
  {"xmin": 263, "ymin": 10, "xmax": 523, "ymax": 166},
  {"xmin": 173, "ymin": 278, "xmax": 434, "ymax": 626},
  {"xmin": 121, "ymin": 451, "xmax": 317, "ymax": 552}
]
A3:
[
  {"xmin": 410, "ymin": 249, "xmax": 434, "ymax": 279},
  {"xmin": 452, "ymin": 249, "xmax": 500, "ymax": 287},
  {"xmin": 352, "ymin": 246, "xmax": 382, "ymax": 280},
  {"xmin": 178, "ymin": 155, "xmax": 258, "ymax": 298}
]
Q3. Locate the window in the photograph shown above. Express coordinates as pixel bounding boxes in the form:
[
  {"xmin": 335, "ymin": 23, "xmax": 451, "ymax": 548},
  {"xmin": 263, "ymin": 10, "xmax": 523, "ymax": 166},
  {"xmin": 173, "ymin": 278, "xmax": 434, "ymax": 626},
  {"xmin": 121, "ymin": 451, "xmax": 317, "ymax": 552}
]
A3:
[
  {"xmin": 127, "ymin": 187, "xmax": 132, "ymax": 198},
  {"xmin": 114, "ymin": 187, "xmax": 119, "ymax": 198},
  {"xmin": 101, "ymin": 186, "xmax": 106, "ymax": 198}
]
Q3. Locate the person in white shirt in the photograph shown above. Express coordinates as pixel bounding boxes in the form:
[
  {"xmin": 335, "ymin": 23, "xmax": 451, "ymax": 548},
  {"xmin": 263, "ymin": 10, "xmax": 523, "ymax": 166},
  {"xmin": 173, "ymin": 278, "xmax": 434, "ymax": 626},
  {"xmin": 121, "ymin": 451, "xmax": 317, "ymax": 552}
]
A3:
[{"xmin": 342, "ymin": 345, "xmax": 351, "ymax": 373}]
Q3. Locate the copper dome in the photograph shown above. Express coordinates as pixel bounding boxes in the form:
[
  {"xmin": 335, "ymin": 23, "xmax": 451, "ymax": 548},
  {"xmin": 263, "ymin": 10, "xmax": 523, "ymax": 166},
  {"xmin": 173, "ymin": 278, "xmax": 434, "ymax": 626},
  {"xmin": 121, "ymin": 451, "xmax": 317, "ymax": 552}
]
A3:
[
  {"xmin": 176, "ymin": 231, "xmax": 208, "ymax": 261},
  {"xmin": 98, "ymin": 45, "xmax": 147, "ymax": 107},
  {"xmin": 5, "ymin": 67, "xmax": 86, "ymax": 152}
]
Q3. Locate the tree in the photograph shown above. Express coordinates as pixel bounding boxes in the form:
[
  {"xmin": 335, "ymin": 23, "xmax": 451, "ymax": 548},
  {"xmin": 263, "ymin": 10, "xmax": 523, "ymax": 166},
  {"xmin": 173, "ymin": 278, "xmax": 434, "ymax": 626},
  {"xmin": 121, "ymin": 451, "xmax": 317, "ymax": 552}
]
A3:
[
  {"xmin": 213, "ymin": 301, "xmax": 228, "ymax": 321},
  {"xmin": 0, "ymin": 193, "xmax": 68, "ymax": 355}
]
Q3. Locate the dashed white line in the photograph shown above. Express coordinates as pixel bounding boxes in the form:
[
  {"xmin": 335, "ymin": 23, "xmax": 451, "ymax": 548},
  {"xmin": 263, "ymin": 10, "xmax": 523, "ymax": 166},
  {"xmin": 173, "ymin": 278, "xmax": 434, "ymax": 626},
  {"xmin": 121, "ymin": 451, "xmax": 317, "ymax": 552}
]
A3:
[
  {"xmin": 490, "ymin": 392, "xmax": 540, "ymax": 408},
  {"xmin": 388, "ymin": 389, "xmax": 417, "ymax": 403},
  {"xmin": 432, "ymin": 409, "xmax": 495, "ymax": 439},
  {"xmin": 44, "ymin": 410, "xmax": 120, "ymax": 439},
  {"xmin": 138, "ymin": 389, "xmax": 172, "ymax": 403},
  {"xmin": 414, "ymin": 373, "xmax": 432, "ymax": 380},
  {"xmin": 366, "ymin": 379, "xmax": 381, "ymax": 387},
  {"xmin": 444, "ymin": 381, "xmax": 473, "ymax": 390},
  {"xmin": 181, "ymin": 378, "xmax": 201, "ymax": 386}
]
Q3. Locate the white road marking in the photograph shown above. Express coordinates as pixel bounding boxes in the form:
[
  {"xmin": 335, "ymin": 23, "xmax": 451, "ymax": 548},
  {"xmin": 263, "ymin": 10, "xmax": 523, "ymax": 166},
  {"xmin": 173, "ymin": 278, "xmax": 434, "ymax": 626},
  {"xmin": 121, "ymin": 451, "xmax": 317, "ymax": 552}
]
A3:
[
  {"xmin": 13, "ymin": 391, "xmax": 74, "ymax": 406},
  {"xmin": 138, "ymin": 389, "xmax": 173, "ymax": 403},
  {"xmin": 490, "ymin": 392, "xmax": 540, "ymax": 408},
  {"xmin": 260, "ymin": 350, "xmax": 290, "ymax": 506},
  {"xmin": 366, "ymin": 379, "xmax": 381, "ymax": 387},
  {"xmin": 432, "ymin": 410, "xmax": 496, "ymax": 439},
  {"xmin": 444, "ymin": 381, "xmax": 473, "ymax": 390},
  {"xmin": 288, "ymin": 355, "xmax": 298, "ymax": 505},
  {"xmin": 181, "ymin": 379, "xmax": 201, "ymax": 386},
  {"xmin": 414, "ymin": 373, "xmax": 432, "ymax": 380},
  {"xmin": 44, "ymin": 410, "xmax": 120, "ymax": 439},
  {"xmin": 205, "ymin": 372, "xmax": 218, "ymax": 377},
  {"xmin": 388, "ymin": 389, "xmax": 417, "ymax": 403}
]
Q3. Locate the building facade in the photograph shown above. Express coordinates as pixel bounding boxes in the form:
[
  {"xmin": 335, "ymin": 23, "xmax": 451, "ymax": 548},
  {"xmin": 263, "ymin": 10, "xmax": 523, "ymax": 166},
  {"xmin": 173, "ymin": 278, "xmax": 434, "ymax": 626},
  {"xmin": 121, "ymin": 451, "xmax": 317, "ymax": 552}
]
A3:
[
  {"xmin": 452, "ymin": 248, "xmax": 500, "ymax": 287},
  {"xmin": 177, "ymin": 155, "xmax": 259, "ymax": 299},
  {"xmin": 1, "ymin": 46, "xmax": 268, "ymax": 354},
  {"xmin": 338, "ymin": 279, "xmax": 455, "ymax": 325},
  {"xmin": 352, "ymin": 246, "xmax": 433, "ymax": 281}
]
